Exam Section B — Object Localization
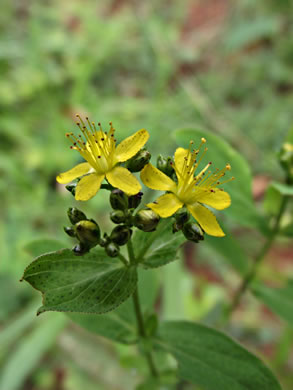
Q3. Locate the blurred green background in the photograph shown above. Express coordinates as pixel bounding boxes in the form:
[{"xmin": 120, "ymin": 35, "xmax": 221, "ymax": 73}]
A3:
[{"xmin": 1, "ymin": 0, "xmax": 293, "ymax": 389}]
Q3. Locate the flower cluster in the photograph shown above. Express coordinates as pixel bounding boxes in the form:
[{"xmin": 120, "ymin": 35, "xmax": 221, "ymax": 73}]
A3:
[{"xmin": 57, "ymin": 116, "xmax": 234, "ymax": 247}]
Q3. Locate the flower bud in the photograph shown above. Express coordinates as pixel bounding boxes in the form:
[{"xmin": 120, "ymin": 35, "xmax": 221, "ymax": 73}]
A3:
[
  {"xmin": 105, "ymin": 242, "xmax": 120, "ymax": 257},
  {"xmin": 75, "ymin": 220, "xmax": 101, "ymax": 247},
  {"xmin": 110, "ymin": 210, "xmax": 126, "ymax": 224},
  {"xmin": 134, "ymin": 209, "xmax": 160, "ymax": 232},
  {"xmin": 182, "ymin": 221, "xmax": 204, "ymax": 243},
  {"xmin": 64, "ymin": 226, "xmax": 76, "ymax": 237},
  {"xmin": 73, "ymin": 242, "xmax": 90, "ymax": 256},
  {"xmin": 65, "ymin": 183, "xmax": 77, "ymax": 196},
  {"xmin": 174, "ymin": 207, "xmax": 190, "ymax": 226},
  {"xmin": 110, "ymin": 225, "xmax": 132, "ymax": 246},
  {"xmin": 157, "ymin": 155, "xmax": 174, "ymax": 177},
  {"xmin": 110, "ymin": 189, "xmax": 128, "ymax": 210},
  {"xmin": 128, "ymin": 192, "xmax": 143, "ymax": 209},
  {"xmin": 126, "ymin": 148, "xmax": 151, "ymax": 172},
  {"xmin": 67, "ymin": 207, "xmax": 87, "ymax": 224}
]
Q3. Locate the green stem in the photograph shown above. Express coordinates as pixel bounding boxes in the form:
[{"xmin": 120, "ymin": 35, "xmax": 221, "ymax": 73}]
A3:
[
  {"xmin": 224, "ymin": 195, "xmax": 289, "ymax": 320},
  {"xmin": 127, "ymin": 240, "xmax": 159, "ymax": 378},
  {"xmin": 118, "ymin": 253, "xmax": 128, "ymax": 267}
]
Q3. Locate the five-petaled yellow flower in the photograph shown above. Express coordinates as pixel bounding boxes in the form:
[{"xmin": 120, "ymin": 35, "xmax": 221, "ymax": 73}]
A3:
[
  {"xmin": 141, "ymin": 138, "xmax": 234, "ymax": 237},
  {"xmin": 57, "ymin": 115, "xmax": 149, "ymax": 201}
]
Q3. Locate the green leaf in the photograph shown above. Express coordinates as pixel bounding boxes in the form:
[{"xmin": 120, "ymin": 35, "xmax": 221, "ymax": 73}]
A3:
[
  {"xmin": 68, "ymin": 268, "xmax": 159, "ymax": 344},
  {"xmin": 155, "ymin": 321, "xmax": 282, "ymax": 390},
  {"xmin": 23, "ymin": 238, "xmax": 66, "ymax": 257},
  {"xmin": 22, "ymin": 248, "xmax": 138, "ymax": 315},
  {"xmin": 133, "ymin": 220, "xmax": 185, "ymax": 268},
  {"xmin": 270, "ymin": 182, "xmax": 293, "ymax": 196},
  {"xmin": 253, "ymin": 281, "xmax": 293, "ymax": 325},
  {"xmin": 0, "ymin": 315, "xmax": 66, "ymax": 390},
  {"xmin": 263, "ymin": 185, "xmax": 282, "ymax": 216},
  {"xmin": 174, "ymin": 128, "xmax": 265, "ymax": 230},
  {"xmin": 205, "ymin": 223, "xmax": 250, "ymax": 275}
]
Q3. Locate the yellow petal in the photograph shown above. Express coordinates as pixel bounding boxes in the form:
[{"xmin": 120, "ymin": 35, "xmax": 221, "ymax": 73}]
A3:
[
  {"xmin": 141, "ymin": 163, "xmax": 176, "ymax": 191},
  {"xmin": 56, "ymin": 162, "xmax": 91, "ymax": 184},
  {"xmin": 75, "ymin": 173, "xmax": 104, "ymax": 201},
  {"xmin": 174, "ymin": 147, "xmax": 189, "ymax": 173},
  {"xmin": 187, "ymin": 203, "xmax": 225, "ymax": 237},
  {"xmin": 106, "ymin": 166, "xmax": 141, "ymax": 195},
  {"xmin": 114, "ymin": 129, "xmax": 149, "ymax": 162},
  {"xmin": 190, "ymin": 188, "xmax": 231, "ymax": 210},
  {"xmin": 147, "ymin": 193, "xmax": 183, "ymax": 218}
]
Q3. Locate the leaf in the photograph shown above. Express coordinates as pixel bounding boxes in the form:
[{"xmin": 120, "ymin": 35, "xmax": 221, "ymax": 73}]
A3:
[
  {"xmin": 253, "ymin": 281, "xmax": 293, "ymax": 325},
  {"xmin": 155, "ymin": 321, "xmax": 282, "ymax": 390},
  {"xmin": 270, "ymin": 182, "xmax": 293, "ymax": 196},
  {"xmin": 0, "ymin": 302, "xmax": 38, "ymax": 355},
  {"xmin": 263, "ymin": 185, "xmax": 282, "ymax": 216},
  {"xmin": 205, "ymin": 223, "xmax": 250, "ymax": 275},
  {"xmin": 133, "ymin": 219, "xmax": 185, "ymax": 268},
  {"xmin": 225, "ymin": 17, "xmax": 280, "ymax": 51},
  {"xmin": 68, "ymin": 268, "xmax": 159, "ymax": 344},
  {"xmin": 21, "ymin": 248, "xmax": 138, "ymax": 315},
  {"xmin": 0, "ymin": 315, "xmax": 66, "ymax": 390},
  {"xmin": 23, "ymin": 238, "xmax": 66, "ymax": 257},
  {"xmin": 174, "ymin": 128, "xmax": 265, "ymax": 230}
]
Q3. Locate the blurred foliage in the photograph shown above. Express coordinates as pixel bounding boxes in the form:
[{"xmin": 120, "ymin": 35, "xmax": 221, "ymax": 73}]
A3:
[{"xmin": 1, "ymin": 0, "xmax": 293, "ymax": 389}]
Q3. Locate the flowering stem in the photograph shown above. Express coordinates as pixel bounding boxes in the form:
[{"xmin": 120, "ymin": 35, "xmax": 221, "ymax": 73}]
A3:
[
  {"xmin": 127, "ymin": 240, "xmax": 159, "ymax": 378},
  {"xmin": 224, "ymin": 195, "xmax": 289, "ymax": 320}
]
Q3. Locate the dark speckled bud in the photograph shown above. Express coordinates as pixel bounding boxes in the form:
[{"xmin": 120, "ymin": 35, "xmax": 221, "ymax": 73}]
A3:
[
  {"xmin": 110, "ymin": 225, "xmax": 132, "ymax": 246},
  {"xmin": 105, "ymin": 242, "xmax": 120, "ymax": 257},
  {"xmin": 182, "ymin": 222, "xmax": 204, "ymax": 243},
  {"xmin": 75, "ymin": 220, "xmax": 101, "ymax": 247},
  {"xmin": 110, "ymin": 189, "xmax": 128, "ymax": 210},
  {"xmin": 126, "ymin": 148, "xmax": 151, "ymax": 172},
  {"xmin": 64, "ymin": 226, "xmax": 76, "ymax": 237},
  {"xmin": 134, "ymin": 209, "xmax": 160, "ymax": 232},
  {"xmin": 110, "ymin": 210, "xmax": 126, "ymax": 224},
  {"xmin": 128, "ymin": 192, "xmax": 143, "ymax": 209},
  {"xmin": 67, "ymin": 207, "xmax": 87, "ymax": 224}
]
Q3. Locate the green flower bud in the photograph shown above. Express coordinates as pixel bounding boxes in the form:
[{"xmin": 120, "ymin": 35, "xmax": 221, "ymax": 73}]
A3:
[
  {"xmin": 75, "ymin": 220, "xmax": 101, "ymax": 247},
  {"xmin": 67, "ymin": 207, "xmax": 87, "ymax": 224},
  {"xmin": 128, "ymin": 192, "xmax": 143, "ymax": 209},
  {"xmin": 110, "ymin": 225, "xmax": 132, "ymax": 246},
  {"xmin": 134, "ymin": 209, "xmax": 160, "ymax": 232},
  {"xmin": 64, "ymin": 226, "xmax": 76, "ymax": 237},
  {"xmin": 182, "ymin": 221, "xmax": 204, "ymax": 243},
  {"xmin": 174, "ymin": 207, "xmax": 190, "ymax": 226},
  {"xmin": 105, "ymin": 242, "xmax": 120, "ymax": 257},
  {"xmin": 126, "ymin": 148, "xmax": 151, "ymax": 172},
  {"xmin": 73, "ymin": 242, "xmax": 90, "ymax": 256},
  {"xmin": 110, "ymin": 210, "xmax": 126, "ymax": 224},
  {"xmin": 157, "ymin": 155, "xmax": 174, "ymax": 177},
  {"xmin": 65, "ymin": 183, "xmax": 77, "ymax": 196},
  {"xmin": 110, "ymin": 189, "xmax": 128, "ymax": 210}
]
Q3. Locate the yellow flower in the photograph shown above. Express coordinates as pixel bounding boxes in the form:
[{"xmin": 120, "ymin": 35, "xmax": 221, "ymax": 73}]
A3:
[
  {"xmin": 141, "ymin": 138, "xmax": 234, "ymax": 237},
  {"xmin": 57, "ymin": 115, "xmax": 149, "ymax": 201}
]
